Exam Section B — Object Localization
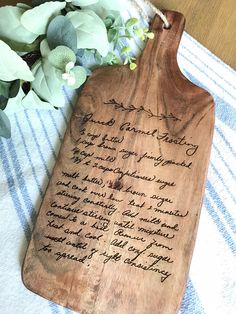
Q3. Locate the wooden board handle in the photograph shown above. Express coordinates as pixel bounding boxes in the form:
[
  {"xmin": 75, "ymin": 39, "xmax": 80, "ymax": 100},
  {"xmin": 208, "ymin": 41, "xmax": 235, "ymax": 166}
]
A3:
[{"xmin": 139, "ymin": 12, "xmax": 185, "ymax": 65}]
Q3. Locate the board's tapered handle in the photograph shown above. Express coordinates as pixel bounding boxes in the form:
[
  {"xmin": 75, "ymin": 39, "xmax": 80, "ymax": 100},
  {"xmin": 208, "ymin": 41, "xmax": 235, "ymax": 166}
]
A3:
[
  {"xmin": 138, "ymin": 11, "xmax": 185, "ymax": 68},
  {"xmin": 137, "ymin": 11, "xmax": 211, "ymax": 104}
]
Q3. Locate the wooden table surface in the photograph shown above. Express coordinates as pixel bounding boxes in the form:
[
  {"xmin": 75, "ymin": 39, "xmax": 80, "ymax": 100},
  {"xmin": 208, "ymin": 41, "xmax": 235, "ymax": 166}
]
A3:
[
  {"xmin": 1, "ymin": 0, "xmax": 236, "ymax": 70},
  {"xmin": 152, "ymin": 0, "xmax": 236, "ymax": 70}
]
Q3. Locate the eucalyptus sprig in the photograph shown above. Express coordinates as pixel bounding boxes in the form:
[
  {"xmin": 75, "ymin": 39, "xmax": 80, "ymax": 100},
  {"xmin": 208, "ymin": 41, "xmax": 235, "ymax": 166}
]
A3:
[{"xmin": 0, "ymin": 0, "xmax": 154, "ymax": 139}]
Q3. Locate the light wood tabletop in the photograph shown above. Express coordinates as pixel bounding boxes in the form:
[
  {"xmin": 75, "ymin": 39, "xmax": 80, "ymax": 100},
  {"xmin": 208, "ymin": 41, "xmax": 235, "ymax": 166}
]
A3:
[
  {"xmin": 1, "ymin": 0, "xmax": 236, "ymax": 69},
  {"xmin": 152, "ymin": 0, "xmax": 236, "ymax": 70}
]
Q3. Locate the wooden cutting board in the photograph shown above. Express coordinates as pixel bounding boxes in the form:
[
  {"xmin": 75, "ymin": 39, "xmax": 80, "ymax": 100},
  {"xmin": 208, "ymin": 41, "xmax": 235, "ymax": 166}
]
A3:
[{"xmin": 22, "ymin": 11, "xmax": 215, "ymax": 314}]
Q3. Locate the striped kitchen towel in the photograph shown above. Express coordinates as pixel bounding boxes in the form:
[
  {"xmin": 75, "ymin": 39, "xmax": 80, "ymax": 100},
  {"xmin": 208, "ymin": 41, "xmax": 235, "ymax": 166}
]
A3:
[{"xmin": 0, "ymin": 2, "xmax": 236, "ymax": 314}]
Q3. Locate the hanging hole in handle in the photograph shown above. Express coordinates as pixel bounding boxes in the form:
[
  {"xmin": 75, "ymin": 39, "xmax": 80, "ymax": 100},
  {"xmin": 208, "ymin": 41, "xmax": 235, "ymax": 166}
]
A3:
[{"xmin": 163, "ymin": 23, "xmax": 172, "ymax": 30}]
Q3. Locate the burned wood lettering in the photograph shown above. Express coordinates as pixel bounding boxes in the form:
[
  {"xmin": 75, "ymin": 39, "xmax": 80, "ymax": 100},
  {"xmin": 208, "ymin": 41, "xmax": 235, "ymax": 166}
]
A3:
[
  {"xmin": 36, "ymin": 106, "xmax": 188, "ymax": 281},
  {"xmin": 23, "ymin": 12, "xmax": 214, "ymax": 314}
]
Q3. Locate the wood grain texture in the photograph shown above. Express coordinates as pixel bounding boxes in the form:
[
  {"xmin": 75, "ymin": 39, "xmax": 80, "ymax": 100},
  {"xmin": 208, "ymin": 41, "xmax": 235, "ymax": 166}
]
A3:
[
  {"xmin": 22, "ymin": 12, "xmax": 214, "ymax": 314},
  {"xmin": 1, "ymin": 0, "xmax": 235, "ymax": 69}
]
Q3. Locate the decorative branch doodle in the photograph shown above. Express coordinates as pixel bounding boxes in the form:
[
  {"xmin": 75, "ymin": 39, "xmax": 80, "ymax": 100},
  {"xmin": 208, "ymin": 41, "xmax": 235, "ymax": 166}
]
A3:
[{"xmin": 104, "ymin": 99, "xmax": 182, "ymax": 122}]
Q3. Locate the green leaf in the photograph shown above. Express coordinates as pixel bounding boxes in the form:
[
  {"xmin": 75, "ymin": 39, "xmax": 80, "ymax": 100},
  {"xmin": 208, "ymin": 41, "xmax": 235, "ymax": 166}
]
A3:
[
  {"xmin": 103, "ymin": 52, "xmax": 119, "ymax": 65},
  {"xmin": 4, "ymin": 86, "xmax": 53, "ymax": 114},
  {"xmin": 125, "ymin": 29, "xmax": 131, "ymax": 37},
  {"xmin": 71, "ymin": 0, "xmax": 99, "ymax": 5},
  {"xmin": 76, "ymin": 49, "xmax": 96, "ymax": 68},
  {"xmin": 0, "ymin": 6, "xmax": 39, "ymax": 44},
  {"xmin": 0, "ymin": 109, "xmax": 11, "ymax": 139},
  {"xmin": 40, "ymin": 39, "xmax": 51, "ymax": 58},
  {"xmin": 4, "ymin": 87, "xmax": 25, "ymax": 115},
  {"xmin": 76, "ymin": 49, "xmax": 85, "ymax": 58},
  {"xmin": 134, "ymin": 28, "xmax": 144, "ymax": 39},
  {"xmin": 70, "ymin": 66, "xmax": 87, "ymax": 89},
  {"xmin": 94, "ymin": 52, "xmax": 103, "ymax": 65},
  {"xmin": 31, "ymin": 60, "xmax": 65, "ymax": 107},
  {"xmin": 47, "ymin": 16, "xmax": 77, "ymax": 53},
  {"xmin": 129, "ymin": 62, "xmax": 137, "ymax": 71},
  {"xmin": 104, "ymin": 15, "xmax": 115, "ymax": 28},
  {"xmin": 3, "ymin": 84, "xmax": 53, "ymax": 114},
  {"xmin": 22, "ymin": 90, "xmax": 53, "ymax": 110},
  {"xmin": 108, "ymin": 29, "xmax": 118, "ymax": 42},
  {"xmin": 113, "ymin": 14, "xmax": 123, "ymax": 27},
  {"xmin": 81, "ymin": 0, "xmax": 126, "ymax": 18},
  {"xmin": 48, "ymin": 46, "xmax": 76, "ymax": 71},
  {"xmin": 1, "ymin": 37, "xmax": 40, "ymax": 53},
  {"xmin": 146, "ymin": 32, "xmax": 155, "ymax": 39},
  {"xmin": 0, "ymin": 40, "xmax": 34, "ymax": 82},
  {"xmin": 9, "ymin": 80, "xmax": 21, "ymax": 98},
  {"xmin": 0, "ymin": 81, "xmax": 11, "ymax": 98},
  {"xmin": 125, "ymin": 18, "xmax": 138, "ymax": 27},
  {"xmin": 21, "ymin": 2, "xmax": 66, "ymax": 35},
  {"xmin": 16, "ymin": 3, "xmax": 32, "ymax": 9},
  {"xmin": 67, "ymin": 10, "xmax": 109, "ymax": 57},
  {"xmin": 121, "ymin": 46, "xmax": 131, "ymax": 55},
  {"xmin": 0, "ymin": 96, "xmax": 9, "ymax": 111}
]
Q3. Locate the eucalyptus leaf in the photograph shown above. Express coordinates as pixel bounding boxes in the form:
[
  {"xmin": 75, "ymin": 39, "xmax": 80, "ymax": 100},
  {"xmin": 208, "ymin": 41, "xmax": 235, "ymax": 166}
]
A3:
[
  {"xmin": 125, "ymin": 18, "xmax": 138, "ymax": 27},
  {"xmin": 104, "ymin": 14, "xmax": 116, "ymax": 28},
  {"xmin": 1, "ymin": 37, "xmax": 40, "ymax": 53},
  {"xmin": 125, "ymin": 29, "xmax": 131, "ymax": 37},
  {"xmin": 81, "ymin": 0, "xmax": 126, "ymax": 18},
  {"xmin": 40, "ymin": 39, "xmax": 51, "ymax": 58},
  {"xmin": 108, "ymin": 29, "xmax": 118, "ymax": 42},
  {"xmin": 16, "ymin": 3, "xmax": 32, "ymax": 9},
  {"xmin": 0, "ymin": 40, "xmax": 34, "ymax": 82},
  {"xmin": 103, "ymin": 52, "xmax": 119, "ymax": 65},
  {"xmin": 9, "ymin": 80, "xmax": 21, "ymax": 98},
  {"xmin": 71, "ymin": 0, "xmax": 99, "ymax": 5},
  {"xmin": 0, "ymin": 109, "xmax": 11, "ymax": 139},
  {"xmin": 4, "ymin": 86, "xmax": 51, "ymax": 115},
  {"xmin": 32, "ymin": 60, "xmax": 65, "ymax": 107},
  {"xmin": 77, "ymin": 49, "xmax": 85, "ymax": 58},
  {"xmin": 84, "ymin": 67, "xmax": 92, "ymax": 76},
  {"xmin": 67, "ymin": 10, "xmax": 109, "ymax": 57},
  {"xmin": 70, "ymin": 66, "xmax": 87, "ymax": 89},
  {"xmin": 0, "ymin": 81, "xmax": 11, "ymax": 98},
  {"xmin": 21, "ymin": 2, "xmax": 66, "ymax": 35},
  {"xmin": 113, "ymin": 14, "xmax": 123, "ymax": 27},
  {"xmin": 94, "ymin": 52, "xmax": 103, "ymax": 65},
  {"xmin": 47, "ymin": 16, "xmax": 77, "ymax": 53},
  {"xmin": 0, "ymin": 96, "xmax": 9, "ymax": 111},
  {"xmin": 4, "ymin": 87, "xmax": 25, "ymax": 115},
  {"xmin": 48, "ymin": 46, "xmax": 76, "ymax": 71},
  {"xmin": 0, "ymin": 6, "xmax": 39, "ymax": 44},
  {"xmin": 103, "ymin": 10, "xmax": 120, "ymax": 27},
  {"xmin": 22, "ymin": 90, "xmax": 54, "ymax": 110},
  {"xmin": 76, "ymin": 49, "xmax": 97, "ymax": 68}
]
